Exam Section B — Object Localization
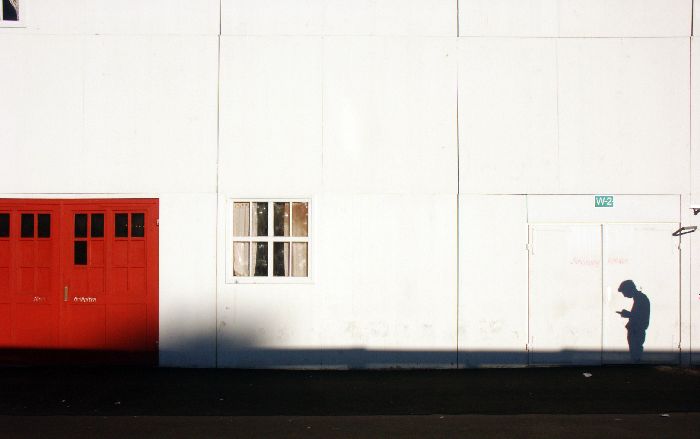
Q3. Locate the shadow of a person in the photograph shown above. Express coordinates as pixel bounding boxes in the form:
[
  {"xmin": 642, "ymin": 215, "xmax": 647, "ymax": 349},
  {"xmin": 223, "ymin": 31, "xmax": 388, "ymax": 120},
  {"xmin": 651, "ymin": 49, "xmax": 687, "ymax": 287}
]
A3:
[{"xmin": 616, "ymin": 280, "xmax": 650, "ymax": 363}]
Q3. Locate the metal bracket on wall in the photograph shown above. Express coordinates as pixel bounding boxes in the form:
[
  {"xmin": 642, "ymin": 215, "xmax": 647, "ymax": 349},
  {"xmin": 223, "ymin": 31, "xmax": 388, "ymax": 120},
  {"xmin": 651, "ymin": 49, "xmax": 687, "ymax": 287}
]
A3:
[{"xmin": 672, "ymin": 226, "xmax": 697, "ymax": 236}]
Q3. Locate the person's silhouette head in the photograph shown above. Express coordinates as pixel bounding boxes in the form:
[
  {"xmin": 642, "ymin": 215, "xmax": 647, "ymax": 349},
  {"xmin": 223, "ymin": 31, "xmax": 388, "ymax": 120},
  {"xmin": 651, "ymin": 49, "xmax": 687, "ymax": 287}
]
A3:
[{"xmin": 618, "ymin": 280, "xmax": 638, "ymax": 298}]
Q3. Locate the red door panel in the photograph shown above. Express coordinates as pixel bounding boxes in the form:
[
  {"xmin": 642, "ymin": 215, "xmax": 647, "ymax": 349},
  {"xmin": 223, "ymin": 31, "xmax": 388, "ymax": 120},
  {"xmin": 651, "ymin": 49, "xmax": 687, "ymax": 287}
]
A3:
[
  {"xmin": 107, "ymin": 304, "xmax": 148, "ymax": 350},
  {"xmin": 64, "ymin": 305, "xmax": 106, "ymax": 348},
  {"xmin": 0, "ymin": 199, "xmax": 158, "ymax": 365},
  {"xmin": 0, "ymin": 237, "xmax": 10, "ymax": 345},
  {"xmin": 10, "ymin": 206, "xmax": 61, "ymax": 350},
  {"xmin": 14, "ymin": 304, "xmax": 55, "ymax": 346},
  {"xmin": 61, "ymin": 208, "xmax": 108, "ymax": 350}
]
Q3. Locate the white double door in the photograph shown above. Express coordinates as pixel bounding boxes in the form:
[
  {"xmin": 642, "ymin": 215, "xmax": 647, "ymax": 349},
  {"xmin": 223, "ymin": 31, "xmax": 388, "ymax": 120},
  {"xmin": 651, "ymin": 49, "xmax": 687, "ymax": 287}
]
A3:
[{"xmin": 528, "ymin": 223, "xmax": 680, "ymax": 365}]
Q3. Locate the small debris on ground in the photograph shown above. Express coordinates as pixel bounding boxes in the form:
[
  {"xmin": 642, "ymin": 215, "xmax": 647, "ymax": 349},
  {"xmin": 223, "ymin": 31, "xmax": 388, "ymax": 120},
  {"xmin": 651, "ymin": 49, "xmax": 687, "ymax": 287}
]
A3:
[
  {"xmin": 582, "ymin": 373, "xmax": 593, "ymax": 378},
  {"xmin": 660, "ymin": 413, "xmax": 670, "ymax": 418}
]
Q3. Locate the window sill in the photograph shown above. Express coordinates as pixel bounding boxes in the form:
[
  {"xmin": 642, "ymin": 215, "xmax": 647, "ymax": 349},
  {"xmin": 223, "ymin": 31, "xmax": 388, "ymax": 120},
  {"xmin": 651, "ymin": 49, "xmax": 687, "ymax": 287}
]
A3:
[
  {"xmin": 225, "ymin": 276, "xmax": 315, "ymax": 285},
  {"xmin": 0, "ymin": 21, "xmax": 25, "ymax": 28}
]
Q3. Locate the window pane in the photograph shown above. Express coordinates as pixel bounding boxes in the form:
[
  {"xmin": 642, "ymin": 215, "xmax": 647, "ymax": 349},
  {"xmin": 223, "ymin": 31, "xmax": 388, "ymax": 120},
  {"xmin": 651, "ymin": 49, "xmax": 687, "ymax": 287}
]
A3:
[
  {"xmin": 21, "ymin": 214, "xmax": 33, "ymax": 238},
  {"xmin": 291, "ymin": 202, "xmax": 308, "ymax": 237},
  {"xmin": 274, "ymin": 202, "xmax": 290, "ymax": 237},
  {"xmin": 91, "ymin": 214, "xmax": 104, "ymax": 238},
  {"xmin": 252, "ymin": 242, "xmax": 268, "ymax": 276},
  {"xmin": 252, "ymin": 202, "xmax": 268, "ymax": 237},
  {"xmin": 74, "ymin": 241, "xmax": 87, "ymax": 265},
  {"xmin": 37, "ymin": 214, "xmax": 50, "ymax": 238},
  {"xmin": 291, "ymin": 242, "xmax": 308, "ymax": 277},
  {"xmin": 233, "ymin": 202, "xmax": 250, "ymax": 236},
  {"xmin": 115, "ymin": 213, "xmax": 128, "ymax": 237},
  {"xmin": 74, "ymin": 214, "xmax": 88, "ymax": 238},
  {"xmin": 273, "ymin": 242, "xmax": 289, "ymax": 276},
  {"xmin": 233, "ymin": 242, "xmax": 250, "ymax": 276},
  {"xmin": 0, "ymin": 213, "xmax": 9, "ymax": 238},
  {"xmin": 2, "ymin": 0, "xmax": 18, "ymax": 21},
  {"xmin": 131, "ymin": 213, "xmax": 145, "ymax": 237}
]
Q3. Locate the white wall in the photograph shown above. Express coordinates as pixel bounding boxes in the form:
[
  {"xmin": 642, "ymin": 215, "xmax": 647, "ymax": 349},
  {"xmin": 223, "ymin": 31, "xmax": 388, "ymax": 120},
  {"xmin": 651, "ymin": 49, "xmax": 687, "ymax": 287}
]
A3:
[
  {"xmin": 458, "ymin": 196, "xmax": 528, "ymax": 367},
  {"xmin": 159, "ymin": 194, "xmax": 217, "ymax": 367},
  {"xmin": 692, "ymin": 231, "xmax": 700, "ymax": 365},
  {"xmin": 458, "ymin": 38, "xmax": 559, "ymax": 194},
  {"xmin": 557, "ymin": 38, "xmax": 689, "ymax": 194},
  {"xmin": 218, "ymin": 36, "xmax": 323, "ymax": 198},
  {"xmin": 692, "ymin": 36, "xmax": 700, "ymax": 364},
  {"xmin": 316, "ymin": 194, "xmax": 457, "ymax": 368},
  {"xmin": 459, "ymin": 0, "xmax": 691, "ymax": 37},
  {"xmin": 322, "ymin": 37, "xmax": 457, "ymax": 195},
  {"xmin": 0, "ymin": 35, "xmax": 218, "ymax": 195},
  {"xmin": 2, "ymin": 1, "xmax": 697, "ymax": 367},
  {"xmin": 221, "ymin": 0, "xmax": 456, "ymax": 36},
  {"xmin": 693, "ymin": 38, "xmax": 700, "ymax": 199},
  {"xmin": 459, "ymin": 37, "xmax": 689, "ymax": 195}
]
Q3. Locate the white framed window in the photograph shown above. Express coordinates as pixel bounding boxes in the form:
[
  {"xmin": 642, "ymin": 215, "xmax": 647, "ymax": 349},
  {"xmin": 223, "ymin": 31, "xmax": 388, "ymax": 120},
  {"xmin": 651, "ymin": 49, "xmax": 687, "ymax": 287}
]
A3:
[
  {"xmin": 226, "ymin": 198, "xmax": 312, "ymax": 284},
  {"xmin": 1, "ymin": 0, "xmax": 23, "ymax": 27}
]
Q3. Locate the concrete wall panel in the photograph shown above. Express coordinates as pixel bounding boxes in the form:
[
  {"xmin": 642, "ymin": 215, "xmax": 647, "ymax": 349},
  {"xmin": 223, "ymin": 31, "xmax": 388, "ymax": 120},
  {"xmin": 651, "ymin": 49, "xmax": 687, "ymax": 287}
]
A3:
[
  {"xmin": 459, "ymin": 37, "xmax": 689, "ymax": 195},
  {"xmin": 322, "ymin": 37, "xmax": 457, "ymax": 195},
  {"xmin": 159, "ymin": 193, "xmax": 218, "ymax": 367},
  {"xmin": 458, "ymin": 38, "xmax": 559, "ymax": 194},
  {"xmin": 459, "ymin": 0, "xmax": 690, "ymax": 37},
  {"xmin": 218, "ymin": 37, "xmax": 323, "ymax": 198},
  {"xmin": 83, "ymin": 36, "xmax": 219, "ymax": 194},
  {"xmin": 692, "ymin": 38, "xmax": 700, "ymax": 362},
  {"xmin": 557, "ymin": 38, "xmax": 689, "ymax": 194},
  {"xmin": 317, "ymin": 194, "xmax": 457, "ymax": 360},
  {"xmin": 692, "ymin": 38, "xmax": 700, "ymax": 197},
  {"xmin": 692, "ymin": 232, "xmax": 700, "ymax": 364},
  {"xmin": 217, "ymin": 281, "xmax": 322, "ymax": 368},
  {"xmin": 558, "ymin": 0, "xmax": 691, "ymax": 37},
  {"xmin": 0, "ymin": 36, "xmax": 84, "ymax": 192},
  {"xmin": 0, "ymin": 36, "xmax": 218, "ymax": 194},
  {"xmin": 222, "ymin": 0, "xmax": 456, "ymax": 36},
  {"xmin": 459, "ymin": 0, "xmax": 559, "ymax": 37},
  {"xmin": 458, "ymin": 195, "xmax": 528, "ymax": 367}
]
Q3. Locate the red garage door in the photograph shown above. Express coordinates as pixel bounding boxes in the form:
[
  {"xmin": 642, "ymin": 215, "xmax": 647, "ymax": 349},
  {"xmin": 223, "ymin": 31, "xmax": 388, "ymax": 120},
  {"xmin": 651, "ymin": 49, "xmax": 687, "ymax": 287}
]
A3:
[{"xmin": 0, "ymin": 199, "xmax": 158, "ymax": 365}]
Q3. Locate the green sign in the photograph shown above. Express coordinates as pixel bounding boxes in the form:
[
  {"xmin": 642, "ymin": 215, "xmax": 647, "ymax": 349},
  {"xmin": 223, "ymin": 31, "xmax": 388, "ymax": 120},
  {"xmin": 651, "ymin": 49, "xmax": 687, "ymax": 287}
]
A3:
[{"xmin": 594, "ymin": 195, "xmax": 614, "ymax": 207}]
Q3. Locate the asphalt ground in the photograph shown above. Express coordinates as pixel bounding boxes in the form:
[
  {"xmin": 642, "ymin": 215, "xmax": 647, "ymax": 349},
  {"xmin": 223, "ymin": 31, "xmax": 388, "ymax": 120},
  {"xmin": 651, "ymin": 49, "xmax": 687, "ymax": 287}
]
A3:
[{"xmin": 0, "ymin": 365, "xmax": 699, "ymax": 437}]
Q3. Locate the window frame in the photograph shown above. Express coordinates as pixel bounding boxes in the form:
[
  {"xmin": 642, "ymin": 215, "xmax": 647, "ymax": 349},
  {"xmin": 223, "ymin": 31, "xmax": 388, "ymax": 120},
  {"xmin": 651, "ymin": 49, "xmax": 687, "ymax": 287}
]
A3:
[
  {"xmin": 0, "ymin": 0, "xmax": 24, "ymax": 28},
  {"xmin": 226, "ymin": 198, "xmax": 313, "ymax": 284}
]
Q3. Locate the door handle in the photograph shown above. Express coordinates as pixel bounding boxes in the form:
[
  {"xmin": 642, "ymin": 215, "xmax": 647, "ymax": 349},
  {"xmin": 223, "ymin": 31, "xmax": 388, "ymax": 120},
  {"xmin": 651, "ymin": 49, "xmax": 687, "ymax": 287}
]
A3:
[{"xmin": 64, "ymin": 286, "xmax": 68, "ymax": 302}]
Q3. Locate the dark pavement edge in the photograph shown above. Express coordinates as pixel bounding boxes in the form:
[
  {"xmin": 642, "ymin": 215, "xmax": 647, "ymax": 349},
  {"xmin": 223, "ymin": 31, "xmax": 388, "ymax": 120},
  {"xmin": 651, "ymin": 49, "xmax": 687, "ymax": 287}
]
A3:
[{"xmin": 1, "ymin": 365, "xmax": 699, "ymax": 416}]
